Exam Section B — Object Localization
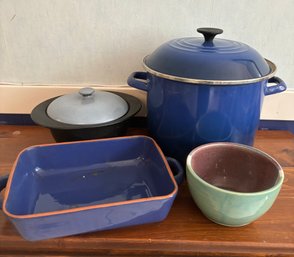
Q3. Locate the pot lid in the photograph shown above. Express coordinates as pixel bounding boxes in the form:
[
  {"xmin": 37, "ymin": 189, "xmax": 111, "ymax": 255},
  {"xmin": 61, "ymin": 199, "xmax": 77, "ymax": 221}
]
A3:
[
  {"xmin": 47, "ymin": 88, "xmax": 129, "ymax": 125},
  {"xmin": 143, "ymin": 28, "xmax": 275, "ymax": 84}
]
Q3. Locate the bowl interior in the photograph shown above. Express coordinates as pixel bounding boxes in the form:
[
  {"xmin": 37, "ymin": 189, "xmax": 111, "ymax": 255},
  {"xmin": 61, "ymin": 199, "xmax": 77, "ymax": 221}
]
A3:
[
  {"xmin": 190, "ymin": 144, "xmax": 281, "ymax": 193},
  {"xmin": 5, "ymin": 137, "xmax": 176, "ymax": 216}
]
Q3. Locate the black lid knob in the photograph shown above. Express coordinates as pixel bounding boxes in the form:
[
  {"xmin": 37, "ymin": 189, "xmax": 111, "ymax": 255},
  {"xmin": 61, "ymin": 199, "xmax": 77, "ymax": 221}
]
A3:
[{"xmin": 197, "ymin": 28, "xmax": 223, "ymax": 44}]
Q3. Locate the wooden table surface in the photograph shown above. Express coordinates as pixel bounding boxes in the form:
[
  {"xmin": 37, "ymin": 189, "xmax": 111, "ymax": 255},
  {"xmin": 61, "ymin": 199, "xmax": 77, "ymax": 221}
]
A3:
[{"xmin": 0, "ymin": 125, "xmax": 293, "ymax": 257}]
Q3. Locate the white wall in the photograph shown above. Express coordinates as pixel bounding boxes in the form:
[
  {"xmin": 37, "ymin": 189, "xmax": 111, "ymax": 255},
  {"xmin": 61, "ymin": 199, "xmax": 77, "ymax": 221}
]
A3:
[
  {"xmin": 0, "ymin": 0, "xmax": 293, "ymax": 119},
  {"xmin": 0, "ymin": 0, "xmax": 293, "ymax": 86}
]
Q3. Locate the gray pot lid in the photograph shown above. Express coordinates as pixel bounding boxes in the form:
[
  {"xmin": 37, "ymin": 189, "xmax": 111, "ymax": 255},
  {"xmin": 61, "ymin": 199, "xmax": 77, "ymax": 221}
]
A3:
[
  {"xmin": 47, "ymin": 88, "xmax": 128, "ymax": 125},
  {"xmin": 143, "ymin": 28, "xmax": 276, "ymax": 84}
]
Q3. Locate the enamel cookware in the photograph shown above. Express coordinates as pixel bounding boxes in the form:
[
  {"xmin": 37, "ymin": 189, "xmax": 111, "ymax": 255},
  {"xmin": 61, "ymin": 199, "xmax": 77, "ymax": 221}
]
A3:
[
  {"xmin": 128, "ymin": 28, "xmax": 287, "ymax": 163},
  {"xmin": 0, "ymin": 136, "xmax": 183, "ymax": 241},
  {"xmin": 31, "ymin": 88, "xmax": 142, "ymax": 142}
]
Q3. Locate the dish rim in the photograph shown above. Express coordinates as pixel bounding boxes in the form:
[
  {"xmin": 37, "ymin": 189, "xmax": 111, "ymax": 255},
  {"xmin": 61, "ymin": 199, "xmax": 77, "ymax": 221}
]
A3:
[{"xmin": 3, "ymin": 135, "xmax": 178, "ymax": 219}]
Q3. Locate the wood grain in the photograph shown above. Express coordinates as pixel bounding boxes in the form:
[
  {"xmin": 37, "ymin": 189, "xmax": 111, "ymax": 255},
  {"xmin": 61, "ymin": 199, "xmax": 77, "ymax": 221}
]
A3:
[{"xmin": 0, "ymin": 125, "xmax": 293, "ymax": 257}]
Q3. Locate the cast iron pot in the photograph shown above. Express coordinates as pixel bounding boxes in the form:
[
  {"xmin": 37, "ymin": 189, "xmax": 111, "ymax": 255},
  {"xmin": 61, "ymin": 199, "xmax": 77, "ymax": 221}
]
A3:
[
  {"xmin": 31, "ymin": 88, "xmax": 142, "ymax": 142},
  {"xmin": 127, "ymin": 28, "xmax": 287, "ymax": 163}
]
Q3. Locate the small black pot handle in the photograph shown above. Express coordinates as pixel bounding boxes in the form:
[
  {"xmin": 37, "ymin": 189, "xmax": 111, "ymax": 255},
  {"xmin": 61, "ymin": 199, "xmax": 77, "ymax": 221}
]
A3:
[
  {"xmin": 166, "ymin": 157, "xmax": 184, "ymax": 185},
  {"xmin": 0, "ymin": 174, "xmax": 9, "ymax": 209}
]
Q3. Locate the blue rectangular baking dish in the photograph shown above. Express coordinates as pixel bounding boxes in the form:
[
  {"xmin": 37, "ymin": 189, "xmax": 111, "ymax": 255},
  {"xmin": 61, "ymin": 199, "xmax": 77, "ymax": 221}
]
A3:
[{"xmin": 1, "ymin": 136, "xmax": 182, "ymax": 241}]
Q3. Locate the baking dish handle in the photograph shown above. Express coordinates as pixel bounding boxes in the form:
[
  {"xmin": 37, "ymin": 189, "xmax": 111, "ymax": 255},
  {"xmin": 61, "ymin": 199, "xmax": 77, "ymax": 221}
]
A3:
[
  {"xmin": 264, "ymin": 76, "xmax": 287, "ymax": 96},
  {"xmin": 166, "ymin": 157, "xmax": 184, "ymax": 185},
  {"xmin": 0, "ymin": 174, "xmax": 9, "ymax": 209},
  {"xmin": 127, "ymin": 72, "xmax": 150, "ymax": 92}
]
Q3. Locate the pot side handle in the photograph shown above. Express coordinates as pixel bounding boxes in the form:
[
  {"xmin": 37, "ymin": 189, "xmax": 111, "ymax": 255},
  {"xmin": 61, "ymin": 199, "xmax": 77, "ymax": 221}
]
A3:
[
  {"xmin": 127, "ymin": 72, "xmax": 149, "ymax": 92},
  {"xmin": 166, "ymin": 157, "xmax": 184, "ymax": 185},
  {"xmin": 0, "ymin": 175, "xmax": 9, "ymax": 209},
  {"xmin": 264, "ymin": 76, "xmax": 287, "ymax": 96}
]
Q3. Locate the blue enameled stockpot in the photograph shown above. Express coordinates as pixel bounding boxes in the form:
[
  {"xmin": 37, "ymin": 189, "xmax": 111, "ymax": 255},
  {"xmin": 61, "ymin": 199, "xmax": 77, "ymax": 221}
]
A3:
[{"xmin": 128, "ymin": 28, "xmax": 287, "ymax": 163}]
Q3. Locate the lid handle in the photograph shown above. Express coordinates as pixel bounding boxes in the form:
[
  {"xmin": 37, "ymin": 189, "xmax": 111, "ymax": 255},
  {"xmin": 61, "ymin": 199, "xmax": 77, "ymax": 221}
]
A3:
[
  {"xmin": 197, "ymin": 28, "xmax": 223, "ymax": 45},
  {"xmin": 79, "ymin": 87, "xmax": 95, "ymax": 97}
]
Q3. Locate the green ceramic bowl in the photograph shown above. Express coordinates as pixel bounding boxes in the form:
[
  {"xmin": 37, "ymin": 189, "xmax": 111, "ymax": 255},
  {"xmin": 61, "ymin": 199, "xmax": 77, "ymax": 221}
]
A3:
[{"xmin": 186, "ymin": 142, "xmax": 284, "ymax": 227}]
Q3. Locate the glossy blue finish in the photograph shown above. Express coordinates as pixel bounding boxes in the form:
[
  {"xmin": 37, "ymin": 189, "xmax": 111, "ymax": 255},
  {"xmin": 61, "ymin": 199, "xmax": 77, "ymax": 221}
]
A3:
[
  {"xmin": 10, "ymin": 198, "xmax": 174, "ymax": 241},
  {"xmin": 144, "ymin": 36, "xmax": 271, "ymax": 80},
  {"xmin": 166, "ymin": 157, "xmax": 184, "ymax": 185},
  {"xmin": 128, "ymin": 72, "xmax": 286, "ymax": 163},
  {"xmin": 264, "ymin": 76, "xmax": 287, "ymax": 95},
  {"xmin": 2, "ymin": 136, "xmax": 179, "ymax": 241},
  {"xmin": 127, "ymin": 72, "xmax": 150, "ymax": 92}
]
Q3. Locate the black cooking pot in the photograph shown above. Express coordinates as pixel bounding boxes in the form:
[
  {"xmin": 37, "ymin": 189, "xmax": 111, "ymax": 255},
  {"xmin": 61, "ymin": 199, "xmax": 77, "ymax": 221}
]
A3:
[{"xmin": 31, "ymin": 88, "xmax": 142, "ymax": 142}]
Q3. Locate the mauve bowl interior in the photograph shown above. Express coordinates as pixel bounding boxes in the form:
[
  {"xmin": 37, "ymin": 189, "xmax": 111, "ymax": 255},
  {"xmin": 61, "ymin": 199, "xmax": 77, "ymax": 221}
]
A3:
[{"xmin": 190, "ymin": 143, "xmax": 281, "ymax": 193}]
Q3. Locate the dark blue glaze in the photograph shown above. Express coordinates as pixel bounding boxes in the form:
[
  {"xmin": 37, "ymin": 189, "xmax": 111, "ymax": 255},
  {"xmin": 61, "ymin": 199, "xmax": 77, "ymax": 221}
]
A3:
[
  {"xmin": 128, "ymin": 28, "xmax": 286, "ymax": 163},
  {"xmin": 144, "ymin": 36, "xmax": 271, "ymax": 80},
  {"xmin": 264, "ymin": 76, "xmax": 287, "ymax": 95},
  {"xmin": 128, "ymin": 72, "xmax": 286, "ymax": 163},
  {"xmin": 2, "ymin": 136, "xmax": 180, "ymax": 241},
  {"xmin": 166, "ymin": 157, "xmax": 184, "ymax": 185},
  {"xmin": 11, "ymin": 197, "xmax": 174, "ymax": 241}
]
